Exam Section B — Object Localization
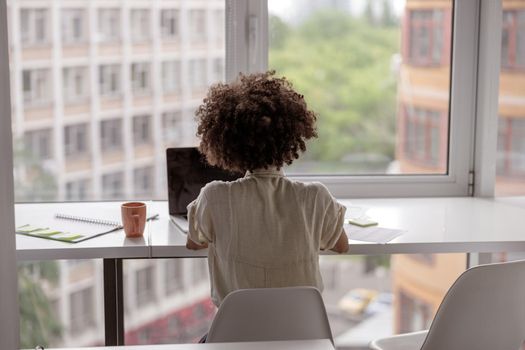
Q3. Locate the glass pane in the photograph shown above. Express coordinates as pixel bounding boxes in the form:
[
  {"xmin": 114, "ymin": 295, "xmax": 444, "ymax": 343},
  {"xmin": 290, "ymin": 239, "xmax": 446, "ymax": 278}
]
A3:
[
  {"xmin": 8, "ymin": 0, "xmax": 226, "ymax": 202},
  {"xmin": 18, "ymin": 260, "xmax": 104, "ymax": 347},
  {"xmin": 320, "ymin": 254, "xmax": 465, "ymax": 349},
  {"xmin": 269, "ymin": 0, "xmax": 452, "ymax": 175},
  {"xmin": 124, "ymin": 259, "xmax": 215, "ymax": 344},
  {"xmin": 497, "ymin": 1, "xmax": 525, "ymax": 196}
]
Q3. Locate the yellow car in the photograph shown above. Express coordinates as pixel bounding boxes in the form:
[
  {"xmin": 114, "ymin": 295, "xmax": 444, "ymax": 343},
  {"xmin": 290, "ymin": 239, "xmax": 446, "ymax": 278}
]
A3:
[{"xmin": 338, "ymin": 288, "xmax": 379, "ymax": 316}]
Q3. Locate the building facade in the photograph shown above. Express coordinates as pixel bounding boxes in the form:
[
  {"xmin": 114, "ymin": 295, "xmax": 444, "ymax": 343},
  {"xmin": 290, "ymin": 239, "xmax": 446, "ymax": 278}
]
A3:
[{"xmin": 393, "ymin": 0, "xmax": 525, "ymax": 334}]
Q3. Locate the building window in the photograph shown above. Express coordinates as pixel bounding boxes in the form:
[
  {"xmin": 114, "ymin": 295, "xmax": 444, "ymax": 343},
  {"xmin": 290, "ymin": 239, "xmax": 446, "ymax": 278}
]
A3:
[
  {"xmin": 162, "ymin": 61, "xmax": 181, "ymax": 94},
  {"xmin": 162, "ymin": 111, "xmax": 183, "ymax": 143},
  {"xmin": 212, "ymin": 58, "xmax": 224, "ymax": 83},
  {"xmin": 102, "ymin": 171, "xmax": 124, "ymax": 199},
  {"xmin": 133, "ymin": 115, "xmax": 152, "ymax": 145},
  {"xmin": 130, "ymin": 9, "xmax": 150, "ymax": 43},
  {"xmin": 100, "ymin": 118, "xmax": 123, "ymax": 151},
  {"xmin": 134, "ymin": 166, "xmax": 154, "ymax": 198},
  {"xmin": 62, "ymin": 9, "xmax": 87, "ymax": 45},
  {"xmin": 213, "ymin": 9, "xmax": 225, "ymax": 44},
  {"xmin": 64, "ymin": 123, "xmax": 89, "ymax": 157},
  {"xmin": 403, "ymin": 107, "xmax": 442, "ymax": 167},
  {"xmin": 192, "ymin": 259, "xmax": 208, "ymax": 284},
  {"xmin": 408, "ymin": 10, "xmax": 444, "ymax": 66},
  {"xmin": 24, "ymin": 128, "xmax": 52, "ymax": 160},
  {"xmin": 98, "ymin": 9, "xmax": 120, "ymax": 43},
  {"xmin": 99, "ymin": 64, "xmax": 121, "ymax": 97},
  {"xmin": 189, "ymin": 59, "xmax": 207, "ymax": 91},
  {"xmin": 160, "ymin": 9, "xmax": 179, "ymax": 39},
  {"xmin": 497, "ymin": 117, "xmax": 525, "ymax": 177},
  {"xmin": 131, "ymin": 62, "xmax": 151, "ymax": 95},
  {"xmin": 20, "ymin": 9, "xmax": 49, "ymax": 46},
  {"xmin": 502, "ymin": 10, "xmax": 525, "ymax": 70},
  {"xmin": 165, "ymin": 260, "xmax": 183, "ymax": 295},
  {"xmin": 63, "ymin": 66, "xmax": 89, "ymax": 103},
  {"xmin": 398, "ymin": 291, "xmax": 433, "ymax": 334},
  {"xmin": 189, "ymin": 9, "xmax": 206, "ymax": 43},
  {"xmin": 136, "ymin": 265, "xmax": 156, "ymax": 306},
  {"xmin": 22, "ymin": 69, "xmax": 51, "ymax": 105},
  {"xmin": 65, "ymin": 179, "xmax": 91, "ymax": 201},
  {"xmin": 69, "ymin": 287, "xmax": 95, "ymax": 335}
]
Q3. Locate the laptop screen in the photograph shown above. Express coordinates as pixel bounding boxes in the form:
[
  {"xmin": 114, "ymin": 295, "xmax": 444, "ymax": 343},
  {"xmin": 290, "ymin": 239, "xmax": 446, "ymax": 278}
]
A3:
[{"xmin": 166, "ymin": 147, "xmax": 243, "ymax": 216}]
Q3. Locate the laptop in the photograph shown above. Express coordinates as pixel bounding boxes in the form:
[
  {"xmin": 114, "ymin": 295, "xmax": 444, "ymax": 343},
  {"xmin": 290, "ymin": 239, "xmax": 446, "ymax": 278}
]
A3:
[{"xmin": 166, "ymin": 147, "xmax": 243, "ymax": 232}]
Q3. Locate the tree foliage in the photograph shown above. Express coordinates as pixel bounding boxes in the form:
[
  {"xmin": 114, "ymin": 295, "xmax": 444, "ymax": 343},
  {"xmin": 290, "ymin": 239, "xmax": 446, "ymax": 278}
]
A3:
[
  {"xmin": 269, "ymin": 10, "xmax": 399, "ymax": 173},
  {"xmin": 19, "ymin": 262, "xmax": 62, "ymax": 348}
]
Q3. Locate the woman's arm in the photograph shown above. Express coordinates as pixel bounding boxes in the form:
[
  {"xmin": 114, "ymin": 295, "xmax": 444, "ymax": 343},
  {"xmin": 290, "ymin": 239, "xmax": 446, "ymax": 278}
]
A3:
[{"xmin": 330, "ymin": 229, "xmax": 349, "ymax": 253}]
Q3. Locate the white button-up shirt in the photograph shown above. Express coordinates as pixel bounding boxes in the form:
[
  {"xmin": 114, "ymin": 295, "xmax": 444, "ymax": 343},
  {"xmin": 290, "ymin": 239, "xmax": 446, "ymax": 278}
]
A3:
[{"xmin": 187, "ymin": 168, "xmax": 346, "ymax": 306}]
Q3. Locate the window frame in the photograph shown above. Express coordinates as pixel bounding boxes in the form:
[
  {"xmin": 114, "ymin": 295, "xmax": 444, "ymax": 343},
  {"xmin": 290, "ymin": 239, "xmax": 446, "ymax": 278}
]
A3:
[{"xmin": 227, "ymin": 0, "xmax": 483, "ymax": 198}]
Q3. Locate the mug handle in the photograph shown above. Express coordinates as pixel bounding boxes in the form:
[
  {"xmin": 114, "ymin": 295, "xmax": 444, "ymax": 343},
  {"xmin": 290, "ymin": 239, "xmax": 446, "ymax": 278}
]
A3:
[{"xmin": 132, "ymin": 214, "xmax": 140, "ymax": 235}]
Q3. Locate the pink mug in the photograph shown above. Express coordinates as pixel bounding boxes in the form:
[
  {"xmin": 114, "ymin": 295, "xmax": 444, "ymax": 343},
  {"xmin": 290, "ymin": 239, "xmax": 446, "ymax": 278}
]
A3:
[{"xmin": 121, "ymin": 202, "xmax": 146, "ymax": 238}]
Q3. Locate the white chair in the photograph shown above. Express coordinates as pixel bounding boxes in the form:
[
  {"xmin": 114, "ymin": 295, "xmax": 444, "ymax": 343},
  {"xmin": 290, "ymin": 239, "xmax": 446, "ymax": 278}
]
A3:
[
  {"xmin": 370, "ymin": 259, "xmax": 525, "ymax": 350},
  {"xmin": 206, "ymin": 286, "xmax": 334, "ymax": 344}
]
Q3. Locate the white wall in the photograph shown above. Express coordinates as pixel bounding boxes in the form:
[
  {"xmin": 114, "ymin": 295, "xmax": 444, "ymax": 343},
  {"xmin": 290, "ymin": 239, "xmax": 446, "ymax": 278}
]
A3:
[{"xmin": 0, "ymin": 0, "xmax": 19, "ymax": 348}]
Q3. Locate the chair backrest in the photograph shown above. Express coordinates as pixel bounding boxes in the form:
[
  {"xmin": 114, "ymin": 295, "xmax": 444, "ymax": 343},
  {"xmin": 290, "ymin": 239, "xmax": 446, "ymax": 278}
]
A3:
[
  {"xmin": 206, "ymin": 287, "xmax": 333, "ymax": 344},
  {"xmin": 421, "ymin": 259, "xmax": 525, "ymax": 350}
]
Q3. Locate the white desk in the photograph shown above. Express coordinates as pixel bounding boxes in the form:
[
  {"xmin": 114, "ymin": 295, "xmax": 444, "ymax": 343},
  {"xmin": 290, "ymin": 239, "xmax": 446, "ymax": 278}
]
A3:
[
  {"xmin": 42, "ymin": 339, "xmax": 334, "ymax": 350},
  {"xmin": 14, "ymin": 196, "xmax": 525, "ymax": 347},
  {"xmin": 148, "ymin": 197, "xmax": 525, "ymax": 257}
]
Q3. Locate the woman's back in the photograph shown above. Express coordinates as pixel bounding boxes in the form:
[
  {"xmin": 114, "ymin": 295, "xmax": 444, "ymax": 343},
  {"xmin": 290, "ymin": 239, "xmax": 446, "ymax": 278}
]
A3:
[{"xmin": 188, "ymin": 168, "xmax": 345, "ymax": 306}]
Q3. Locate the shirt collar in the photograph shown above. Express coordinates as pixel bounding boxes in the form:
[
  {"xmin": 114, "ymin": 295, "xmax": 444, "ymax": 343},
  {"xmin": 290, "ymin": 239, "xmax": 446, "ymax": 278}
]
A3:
[{"xmin": 245, "ymin": 167, "xmax": 285, "ymax": 177}]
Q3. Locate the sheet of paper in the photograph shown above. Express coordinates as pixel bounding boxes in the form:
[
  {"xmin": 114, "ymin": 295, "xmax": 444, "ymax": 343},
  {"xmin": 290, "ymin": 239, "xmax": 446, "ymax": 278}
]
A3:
[{"xmin": 344, "ymin": 224, "xmax": 404, "ymax": 244}]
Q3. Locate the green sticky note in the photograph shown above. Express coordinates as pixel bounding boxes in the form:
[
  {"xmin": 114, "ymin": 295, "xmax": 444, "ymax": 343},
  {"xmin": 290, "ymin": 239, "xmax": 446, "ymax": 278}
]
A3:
[
  {"xmin": 34, "ymin": 229, "xmax": 62, "ymax": 236},
  {"xmin": 54, "ymin": 232, "xmax": 84, "ymax": 241},
  {"xmin": 17, "ymin": 224, "xmax": 48, "ymax": 233}
]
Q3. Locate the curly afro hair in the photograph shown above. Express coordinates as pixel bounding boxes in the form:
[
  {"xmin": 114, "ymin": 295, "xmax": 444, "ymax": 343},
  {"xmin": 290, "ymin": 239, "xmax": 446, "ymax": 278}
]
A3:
[{"xmin": 195, "ymin": 71, "xmax": 318, "ymax": 172}]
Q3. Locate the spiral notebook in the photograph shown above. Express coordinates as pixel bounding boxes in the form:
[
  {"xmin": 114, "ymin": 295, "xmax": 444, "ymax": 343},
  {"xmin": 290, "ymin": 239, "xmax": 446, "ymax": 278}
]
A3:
[{"xmin": 16, "ymin": 213, "xmax": 156, "ymax": 243}]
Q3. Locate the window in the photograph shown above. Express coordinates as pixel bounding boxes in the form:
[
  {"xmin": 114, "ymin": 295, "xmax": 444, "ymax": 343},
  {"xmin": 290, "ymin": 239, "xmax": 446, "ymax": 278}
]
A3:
[
  {"xmin": 134, "ymin": 166, "xmax": 154, "ymax": 198},
  {"xmin": 22, "ymin": 69, "xmax": 51, "ymax": 105},
  {"xmin": 497, "ymin": 118, "xmax": 525, "ymax": 177},
  {"xmin": 65, "ymin": 179, "xmax": 91, "ymax": 201},
  {"xmin": 497, "ymin": 6, "xmax": 525, "ymax": 196},
  {"xmin": 98, "ymin": 9, "xmax": 120, "ymax": 43},
  {"xmin": 398, "ymin": 290, "xmax": 433, "ymax": 334},
  {"xmin": 402, "ymin": 107, "xmax": 443, "ymax": 169},
  {"xmin": 20, "ymin": 9, "xmax": 49, "ymax": 46},
  {"xmin": 99, "ymin": 64, "xmax": 121, "ymax": 97},
  {"xmin": 162, "ymin": 111, "xmax": 183, "ymax": 144},
  {"xmin": 100, "ymin": 118, "xmax": 123, "ymax": 151},
  {"xmin": 165, "ymin": 260, "xmax": 183, "ymax": 295},
  {"xmin": 24, "ymin": 129, "xmax": 52, "ymax": 160},
  {"xmin": 162, "ymin": 61, "xmax": 181, "ymax": 93},
  {"xmin": 189, "ymin": 59, "xmax": 207, "ymax": 91},
  {"xmin": 135, "ymin": 265, "xmax": 155, "ymax": 305},
  {"xmin": 69, "ymin": 287, "xmax": 95, "ymax": 335},
  {"xmin": 407, "ymin": 10, "xmax": 446, "ymax": 66},
  {"xmin": 160, "ymin": 9, "xmax": 179, "ymax": 39},
  {"xmin": 131, "ymin": 63, "xmax": 151, "ymax": 95},
  {"xmin": 133, "ymin": 115, "xmax": 152, "ymax": 145},
  {"xmin": 64, "ymin": 123, "xmax": 89, "ymax": 157},
  {"xmin": 189, "ymin": 9, "xmax": 206, "ymax": 44},
  {"xmin": 130, "ymin": 9, "xmax": 150, "ymax": 43},
  {"xmin": 502, "ymin": 10, "xmax": 525, "ymax": 70},
  {"xmin": 269, "ymin": 0, "xmax": 454, "ymax": 179},
  {"xmin": 62, "ymin": 9, "xmax": 87, "ymax": 45},
  {"xmin": 102, "ymin": 171, "xmax": 124, "ymax": 199},
  {"xmin": 212, "ymin": 58, "xmax": 224, "ymax": 83},
  {"xmin": 63, "ymin": 67, "xmax": 89, "ymax": 103}
]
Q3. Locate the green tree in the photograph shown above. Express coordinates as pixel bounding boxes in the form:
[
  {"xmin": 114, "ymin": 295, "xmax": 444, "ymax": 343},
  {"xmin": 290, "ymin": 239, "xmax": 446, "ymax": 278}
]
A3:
[
  {"xmin": 19, "ymin": 261, "xmax": 62, "ymax": 348},
  {"xmin": 269, "ymin": 10, "xmax": 399, "ymax": 173}
]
